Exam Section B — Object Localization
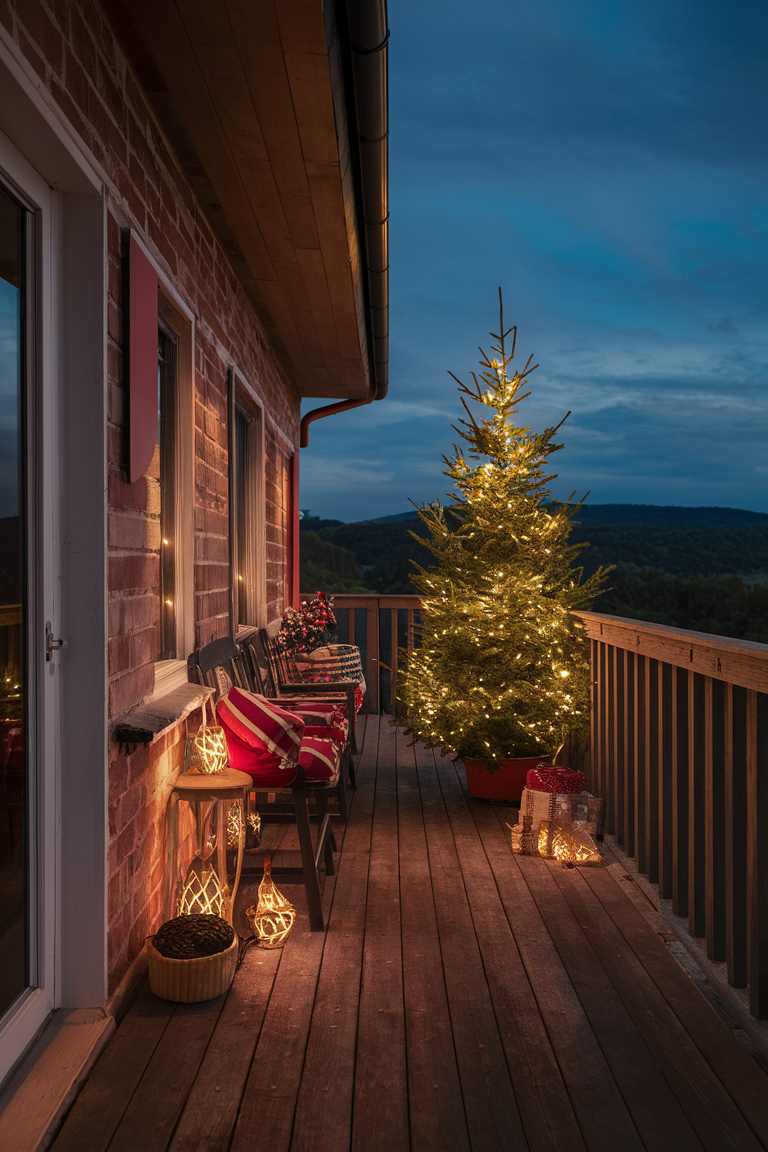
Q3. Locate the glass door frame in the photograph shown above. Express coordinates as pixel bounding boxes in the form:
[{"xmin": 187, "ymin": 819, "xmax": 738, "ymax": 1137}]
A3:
[{"xmin": 0, "ymin": 130, "xmax": 58, "ymax": 1086}]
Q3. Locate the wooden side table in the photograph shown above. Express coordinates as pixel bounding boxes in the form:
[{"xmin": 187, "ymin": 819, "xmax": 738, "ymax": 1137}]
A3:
[{"xmin": 164, "ymin": 768, "xmax": 252, "ymax": 925}]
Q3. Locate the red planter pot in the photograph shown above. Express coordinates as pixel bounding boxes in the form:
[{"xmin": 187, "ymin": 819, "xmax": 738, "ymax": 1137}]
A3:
[{"xmin": 463, "ymin": 756, "xmax": 548, "ymax": 802}]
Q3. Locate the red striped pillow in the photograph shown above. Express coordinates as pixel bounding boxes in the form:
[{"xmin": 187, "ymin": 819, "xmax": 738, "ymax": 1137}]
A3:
[
  {"xmin": 217, "ymin": 687, "xmax": 304, "ymax": 764},
  {"xmin": 299, "ymin": 735, "xmax": 342, "ymax": 785},
  {"xmin": 221, "ymin": 725, "xmax": 299, "ymax": 786}
]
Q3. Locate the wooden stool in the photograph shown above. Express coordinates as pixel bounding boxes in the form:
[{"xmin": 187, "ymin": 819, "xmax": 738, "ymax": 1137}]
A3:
[{"xmin": 164, "ymin": 768, "xmax": 252, "ymax": 925}]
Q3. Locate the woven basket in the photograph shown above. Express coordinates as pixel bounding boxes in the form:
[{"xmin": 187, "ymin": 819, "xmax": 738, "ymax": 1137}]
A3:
[
  {"xmin": 303, "ymin": 644, "xmax": 365, "ymax": 686},
  {"xmin": 146, "ymin": 935, "xmax": 238, "ymax": 1003}
]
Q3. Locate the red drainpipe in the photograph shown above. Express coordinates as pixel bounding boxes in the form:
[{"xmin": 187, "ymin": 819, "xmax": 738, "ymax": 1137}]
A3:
[
  {"xmin": 299, "ymin": 397, "xmax": 372, "ymax": 448},
  {"xmin": 291, "ymin": 397, "xmax": 374, "ymax": 608}
]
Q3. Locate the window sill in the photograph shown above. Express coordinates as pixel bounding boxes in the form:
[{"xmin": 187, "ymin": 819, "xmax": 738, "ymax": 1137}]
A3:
[
  {"xmin": 111, "ymin": 681, "xmax": 214, "ymax": 748},
  {"xmin": 152, "ymin": 659, "xmax": 190, "ymax": 699}
]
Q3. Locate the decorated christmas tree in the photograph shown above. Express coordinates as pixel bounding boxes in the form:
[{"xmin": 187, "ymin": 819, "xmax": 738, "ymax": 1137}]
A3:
[{"xmin": 400, "ymin": 292, "xmax": 608, "ymax": 768}]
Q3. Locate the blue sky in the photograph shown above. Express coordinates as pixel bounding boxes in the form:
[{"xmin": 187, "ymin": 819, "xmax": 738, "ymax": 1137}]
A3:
[{"xmin": 301, "ymin": 0, "xmax": 768, "ymax": 522}]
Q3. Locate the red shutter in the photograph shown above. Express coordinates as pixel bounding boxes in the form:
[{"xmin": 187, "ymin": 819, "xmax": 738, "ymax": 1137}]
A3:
[{"xmin": 129, "ymin": 235, "xmax": 158, "ymax": 483}]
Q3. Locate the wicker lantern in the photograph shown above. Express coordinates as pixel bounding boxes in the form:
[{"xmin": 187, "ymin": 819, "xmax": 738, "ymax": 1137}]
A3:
[
  {"xmin": 177, "ymin": 800, "xmax": 228, "ymax": 918},
  {"xmin": 246, "ymin": 854, "xmax": 295, "ymax": 948},
  {"xmin": 190, "ymin": 699, "xmax": 228, "ymax": 775}
]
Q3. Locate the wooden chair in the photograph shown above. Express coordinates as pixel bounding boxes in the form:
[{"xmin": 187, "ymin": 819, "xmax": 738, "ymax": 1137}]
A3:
[
  {"xmin": 189, "ymin": 637, "xmax": 343, "ymax": 931},
  {"xmin": 254, "ymin": 627, "xmax": 359, "ymax": 756},
  {"xmin": 241, "ymin": 631, "xmax": 359, "ymax": 792}
]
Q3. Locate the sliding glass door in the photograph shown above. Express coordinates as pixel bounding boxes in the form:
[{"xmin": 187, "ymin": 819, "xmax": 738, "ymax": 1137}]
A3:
[{"xmin": 0, "ymin": 181, "xmax": 27, "ymax": 1019}]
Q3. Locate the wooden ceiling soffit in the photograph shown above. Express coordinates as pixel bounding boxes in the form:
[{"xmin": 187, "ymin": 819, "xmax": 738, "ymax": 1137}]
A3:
[{"xmin": 107, "ymin": 0, "xmax": 371, "ymax": 400}]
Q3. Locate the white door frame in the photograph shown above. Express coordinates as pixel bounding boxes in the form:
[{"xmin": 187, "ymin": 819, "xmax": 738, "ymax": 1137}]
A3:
[
  {"xmin": 0, "ymin": 129, "xmax": 59, "ymax": 1086},
  {"xmin": 0, "ymin": 31, "xmax": 107, "ymax": 1087}
]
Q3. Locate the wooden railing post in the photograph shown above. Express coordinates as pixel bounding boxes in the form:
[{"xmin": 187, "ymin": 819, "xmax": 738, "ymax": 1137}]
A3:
[
  {"xmin": 726, "ymin": 684, "xmax": 748, "ymax": 987},
  {"xmin": 672, "ymin": 666, "xmax": 689, "ymax": 918},
  {"xmin": 658, "ymin": 662, "xmax": 674, "ymax": 899},
  {"xmin": 688, "ymin": 671, "xmax": 707, "ymax": 938},
  {"xmin": 705, "ymin": 677, "xmax": 727, "ymax": 961},
  {"xmin": 606, "ymin": 644, "xmax": 615, "ymax": 837},
  {"xmin": 624, "ymin": 651, "xmax": 636, "ymax": 859},
  {"xmin": 634, "ymin": 654, "xmax": 647, "ymax": 875},
  {"xmin": 646, "ymin": 658, "xmax": 660, "ymax": 886},
  {"xmin": 746, "ymin": 689, "xmax": 768, "ymax": 1018},
  {"xmin": 613, "ymin": 647, "xmax": 626, "ymax": 848}
]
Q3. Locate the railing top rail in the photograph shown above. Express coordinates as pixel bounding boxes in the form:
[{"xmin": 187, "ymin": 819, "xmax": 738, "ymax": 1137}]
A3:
[
  {"xmin": 318, "ymin": 594, "xmax": 424, "ymax": 609},
  {"xmin": 575, "ymin": 610, "xmax": 768, "ymax": 693}
]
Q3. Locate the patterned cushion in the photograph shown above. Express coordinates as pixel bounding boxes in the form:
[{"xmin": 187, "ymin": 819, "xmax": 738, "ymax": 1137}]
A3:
[
  {"xmin": 220, "ymin": 726, "xmax": 299, "ymax": 786},
  {"xmin": 275, "ymin": 698, "xmax": 349, "ymax": 732},
  {"xmin": 217, "ymin": 687, "xmax": 304, "ymax": 765},
  {"xmin": 299, "ymin": 735, "xmax": 342, "ymax": 785}
]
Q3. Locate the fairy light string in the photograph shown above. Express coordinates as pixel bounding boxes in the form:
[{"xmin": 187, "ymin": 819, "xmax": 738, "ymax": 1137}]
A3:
[{"xmin": 399, "ymin": 290, "xmax": 610, "ymax": 767}]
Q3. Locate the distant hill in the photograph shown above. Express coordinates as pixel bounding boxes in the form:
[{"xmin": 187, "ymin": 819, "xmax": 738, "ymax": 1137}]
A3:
[
  {"xmin": 299, "ymin": 504, "xmax": 768, "ymax": 641},
  {"xmin": 566, "ymin": 504, "xmax": 768, "ymax": 526}
]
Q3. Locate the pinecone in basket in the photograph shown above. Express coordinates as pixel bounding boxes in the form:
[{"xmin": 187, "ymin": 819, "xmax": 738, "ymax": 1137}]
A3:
[{"xmin": 153, "ymin": 914, "xmax": 235, "ymax": 959}]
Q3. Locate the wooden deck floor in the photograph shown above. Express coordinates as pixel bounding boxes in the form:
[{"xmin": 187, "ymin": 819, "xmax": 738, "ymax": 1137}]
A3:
[{"xmin": 53, "ymin": 716, "xmax": 768, "ymax": 1152}]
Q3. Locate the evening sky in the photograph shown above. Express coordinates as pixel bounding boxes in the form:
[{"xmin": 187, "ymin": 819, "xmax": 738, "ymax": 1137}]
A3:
[{"xmin": 300, "ymin": 0, "xmax": 768, "ymax": 521}]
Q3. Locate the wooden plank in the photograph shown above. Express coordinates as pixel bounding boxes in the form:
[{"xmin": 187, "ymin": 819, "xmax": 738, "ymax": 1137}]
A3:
[
  {"xmin": 108, "ymin": 995, "xmax": 227, "ymax": 1152},
  {"xmin": 351, "ymin": 720, "xmax": 409, "ymax": 1152},
  {"xmin": 672, "ymin": 666, "xmax": 690, "ymax": 917},
  {"xmin": 582, "ymin": 862, "xmax": 768, "ymax": 1147},
  {"xmin": 290, "ymin": 715, "xmax": 379, "ymax": 1152},
  {"xmin": 519, "ymin": 858, "xmax": 701, "ymax": 1152},
  {"xmin": 688, "ymin": 672, "xmax": 707, "ymax": 938},
  {"xmin": 575, "ymin": 611, "xmax": 768, "ymax": 694},
  {"xmin": 747, "ymin": 690, "xmax": 768, "ymax": 1018},
  {"xmin": 394, "ymin": 731, "xmax": 470, "ymax": 1152},
  {"xmin": 228, "ymin": 886, "xmax": 329, "ymax": 1151},
  {"xmin": 725, "ymin": 685, "xmax": 748, "ymax": 987},
  {"xmin": 436, "ymin": 764, "xmax": 590, "ymax": 1152},
  {"xmin": 472, "ymin": 803, "xmax": 644, "ymax": 1152},
  {"xmin": 705, "ymin": 677, "xmax": 727, "ymax": 961},
  {"xmin": 48, "ymin": 982, "xmax": 173, "ymax": 1152},
  {"xmin": 555, "ymin": 866, "xmax": 762, "ymax": 1152},
  {"xmin": 414, "ymin": 745, "xmax": 527, "ymax": 1151},
  {"xmin": 168, "ymin": 946, "xmax": 282, "ymax": 1151}
]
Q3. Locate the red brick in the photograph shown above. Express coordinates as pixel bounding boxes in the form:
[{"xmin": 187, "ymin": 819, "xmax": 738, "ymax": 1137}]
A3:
[{"xmin": 109, "ymin": 552, "xmax": 158, "ymax": 593}]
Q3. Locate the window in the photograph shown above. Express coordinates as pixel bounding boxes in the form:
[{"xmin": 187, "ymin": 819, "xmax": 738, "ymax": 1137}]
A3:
[
  {"xmin": 229, "ymin": 375, "xmax": 265, "ymax": 631},
  {"xmin": 150, "ymin": 279, "xmax": 194, "ymax": 696},
  {"xmin": 158, "ymin": 323, "xmax": 177, "ymax": 660}
]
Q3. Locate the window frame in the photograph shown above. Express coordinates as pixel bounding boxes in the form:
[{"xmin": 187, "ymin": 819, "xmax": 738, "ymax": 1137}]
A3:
[
  {"xmin": 228, "ymin": 369, "xmax": 266, "ymax": 634},
  {"xmin": 150, "ymin": 270, "xmax": 195, "ymax": 698}
]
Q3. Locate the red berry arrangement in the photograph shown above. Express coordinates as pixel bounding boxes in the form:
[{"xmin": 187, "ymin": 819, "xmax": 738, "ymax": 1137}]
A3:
[{"xmin": 277, "ymin": 591, "xmax": 337, "ymax": 655}]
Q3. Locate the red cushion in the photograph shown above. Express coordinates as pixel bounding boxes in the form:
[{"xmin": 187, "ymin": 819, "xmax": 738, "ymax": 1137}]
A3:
[
  {"xmin": 221, "ymin": 726, "xmax": 299, "ymax": 786},
  {"xmin": 299, "ymin": 736, "xmax": 342, "ymax": 785},
  {"xmin": 217, "ymin": 688, "xmax": 304, "ymax": 764}
]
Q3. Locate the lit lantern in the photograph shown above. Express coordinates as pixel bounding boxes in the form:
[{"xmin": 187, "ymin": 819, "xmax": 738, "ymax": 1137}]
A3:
[
  {"xmin": 190, "ymin": 699, "xmax": 229, "ymax": 775},
  {"xmin": 177, "ymin": 801, "xmax": 228, "ymax": 918},
  {"xmin": 537, "ymin": 819, "xmax": 601, "ymax": 865},
  {"xmin": 246, "ymin": 854, "xmax": 295, "ymax": 948}
]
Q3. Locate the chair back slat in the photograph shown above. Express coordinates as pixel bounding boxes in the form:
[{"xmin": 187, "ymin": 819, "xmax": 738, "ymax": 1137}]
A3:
[{"xmin": 191, "ymin": 635, "xmax": 254, "ymax": 701}]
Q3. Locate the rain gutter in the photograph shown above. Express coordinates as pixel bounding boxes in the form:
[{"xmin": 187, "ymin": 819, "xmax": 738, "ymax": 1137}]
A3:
[{"xmin": 303, "ymin": 1, "xmax": 388, "ymax": 449}]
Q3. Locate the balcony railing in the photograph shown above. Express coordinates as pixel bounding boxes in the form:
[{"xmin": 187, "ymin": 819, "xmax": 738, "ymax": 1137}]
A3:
[
  {"xmin": 312, "ymin": 593, "xmax": 768, "ymax": 1017},
  {"xmin": 577, "ymin": 610, "xmax": 768, "ymax": 1018},
  {"xmin": 320, "ymin": 594, "xmax": 423, "ymax": 715}
]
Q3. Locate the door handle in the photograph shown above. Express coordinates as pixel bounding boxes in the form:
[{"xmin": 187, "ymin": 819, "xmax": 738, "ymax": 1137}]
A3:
[{"xmin": 45, "ymin": 621, "xmax": 64, "ymax": 661}]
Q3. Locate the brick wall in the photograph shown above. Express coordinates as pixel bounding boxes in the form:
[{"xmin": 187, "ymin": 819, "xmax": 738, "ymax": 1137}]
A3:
[{"xmin": 1, "ymin": 0, "xmax": 301, "ymax": 992}]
